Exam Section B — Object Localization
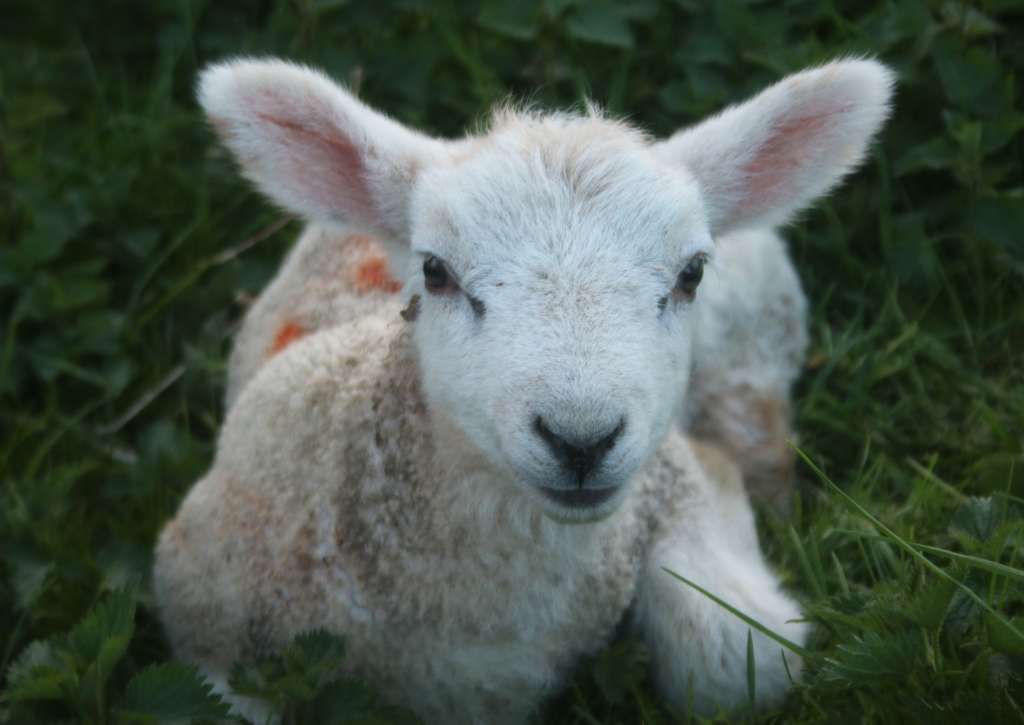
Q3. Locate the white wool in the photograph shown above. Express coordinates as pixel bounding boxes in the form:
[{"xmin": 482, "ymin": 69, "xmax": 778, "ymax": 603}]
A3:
[{"xmin": 156, "ymin": 57, "xmax": 892, "ymax": 721}]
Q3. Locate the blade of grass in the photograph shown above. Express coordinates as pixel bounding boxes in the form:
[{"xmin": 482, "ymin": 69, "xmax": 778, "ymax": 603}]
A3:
[
  {"xmin": 662, "ymin": 568, "xmax": 810, "ymax": 659},
  {"xmin": 789, "ymin": 525, "xmax": 827, "ymax": 598},
  {"xmin": 831, "ymin": 552, "xmax": 850, "ymax": 596},
  {"xmin": 833, "ymin": 528, "xmax": 1024, "ymax": 583},
  {"xmin": 795, "ymin": 446, "xmax": 1024, "ymax": 647},
  {"xmin": 905, "ymin": 458, "xmax": 968, "ymax": 503},
  {"xmin": 914, "ymin": 544, "xmax": 1024, "ymax": 583}
]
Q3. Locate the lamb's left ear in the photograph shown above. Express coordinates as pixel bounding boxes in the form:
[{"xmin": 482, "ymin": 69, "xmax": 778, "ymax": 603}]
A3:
[
  {"xmin": 199, "ymin": 58, "xmax": 445, "ymax": 249},
  {"xmin": 654, "ymin": 59, "xmax": 894, "ymax": 235}
]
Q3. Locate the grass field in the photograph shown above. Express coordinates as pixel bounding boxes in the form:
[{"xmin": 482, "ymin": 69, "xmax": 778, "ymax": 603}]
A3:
[{"xmin": 2, "ymin": 1, "xmax": 1023, "ymax": 722}]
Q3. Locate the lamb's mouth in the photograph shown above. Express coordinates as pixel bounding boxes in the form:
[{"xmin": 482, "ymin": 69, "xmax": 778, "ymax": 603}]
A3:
[{"xmin": 538, "ymin": 485, "xmax": 619, "ymax": 509}]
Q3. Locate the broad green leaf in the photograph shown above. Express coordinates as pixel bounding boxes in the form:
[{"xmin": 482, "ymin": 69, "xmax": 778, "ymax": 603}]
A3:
[
  {"xmin": 116, "ymin": 663, "xmax": 232, "ymax": 724},
  {"xmin": 64, "ymin": 587, "xmax": 136, "ymax": 667},
  {"xmin": 478, "ymin": 0, "xmax": 539, "ymax": 40},
  {"xmin": 5, "ymin": 553, "xmax": 52, "ymax": 611},
  {"xmin": 3, "ymin": 640, "xmax": 69, "ymax": 703},
  {"xmin": 933, "ymin": 34, "xmax": 1008, "ymax": 116},
  {"xmin": 566, "ymin": 2, "xmax": 633, "ymax": 48},
  {"xmin": 893, "ymin": 137, "xmax": 959, "ymax": 177},
  {"xmin": 950, "ymin": 496, "xmax": 999, "ymax": 542},
  {"xmin": 971, "ymin": 196, "xmax": 1024, "ymax": 259},
  {"xmin": 821, "ymin": 631, "xmax": 922, "ymax": 683},
  {"xmin": 904, "ymin": 576, "xmax": 957, "ymax": 630}
]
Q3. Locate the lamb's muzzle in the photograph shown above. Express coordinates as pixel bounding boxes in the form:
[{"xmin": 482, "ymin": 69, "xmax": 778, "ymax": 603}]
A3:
[{"xmin": 533, "ymin": 414, "xmax": 625, "ymax": 487}]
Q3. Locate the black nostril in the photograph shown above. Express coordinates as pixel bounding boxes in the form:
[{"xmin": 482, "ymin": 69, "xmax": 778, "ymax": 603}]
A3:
[{"xmin": 533, "ymin": 416, "xmax": 626, "ymax": 486}]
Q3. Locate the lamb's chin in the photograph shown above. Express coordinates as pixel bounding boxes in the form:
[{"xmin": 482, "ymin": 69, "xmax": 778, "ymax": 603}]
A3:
[
  {"xmin": 513, "ymin": 479, "xmax": 630, "ymax": 525},
  {"xmin": 538, "ymin": 495, "xmax": 627, "ymax": 525}
]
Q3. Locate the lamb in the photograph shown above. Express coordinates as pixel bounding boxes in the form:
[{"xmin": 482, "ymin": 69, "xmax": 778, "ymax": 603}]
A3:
[{"xmin": 154, "ymin": 58, "xmax": 893, "ymax": 722}]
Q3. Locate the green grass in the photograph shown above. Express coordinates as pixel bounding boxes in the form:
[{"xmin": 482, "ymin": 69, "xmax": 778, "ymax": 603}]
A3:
[{"xmin": 2, "ymin": 0, "xmax": 1023, "ymax": 722}]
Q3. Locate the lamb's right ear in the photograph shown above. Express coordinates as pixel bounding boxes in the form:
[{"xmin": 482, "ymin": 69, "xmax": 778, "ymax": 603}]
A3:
[{"xmin": 199, "ymin": 59, "xmax": 444, "ymax": 245}]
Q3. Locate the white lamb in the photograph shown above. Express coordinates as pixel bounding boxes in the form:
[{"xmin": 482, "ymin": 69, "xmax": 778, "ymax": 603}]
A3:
[{"xmin": 154, "ymin": 58, "xmax": 893, "ymax": 722}]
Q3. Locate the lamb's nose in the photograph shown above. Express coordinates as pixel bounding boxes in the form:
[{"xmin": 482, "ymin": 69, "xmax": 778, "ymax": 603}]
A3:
[{"xmin": 533, "ymin": 416, "xmax": 626, "ymax": 485}]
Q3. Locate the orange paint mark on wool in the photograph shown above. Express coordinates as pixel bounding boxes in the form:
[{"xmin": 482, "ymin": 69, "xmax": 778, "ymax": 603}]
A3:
[
  {"xmin": 270, "ymin": 320, "xmax": 307, "ymax": 356},
  {"xmin": 354, "ymin": 255, "xmax": 402, "ymax": 294}
]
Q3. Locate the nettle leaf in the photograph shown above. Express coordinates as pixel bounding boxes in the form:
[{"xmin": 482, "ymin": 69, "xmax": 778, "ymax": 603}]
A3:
[
  {"xmin": 64, "ymin": 586, "xmax": 137, "ymax": 710},
  {"xmin": 280, "ymin": 629, "xmax": 349, "ymax": 700},
  {"xmin": 229, "ymin": 629, "xmax": 348, "ymax": 705},
  {"xmin": 943, "ymin": 585, "xmax": 983, "ymax": 639},
  {"xmin": 228, "ymin": 630, "xmax": 419, "ymax": 723},
  {"xmin": 65, "ymin": 587, "xmax": 136, "ymax": 668},
  {"xmin": 904, "ymin": 576, "xmax": 957, "ymax": 630},
  {"xmin": 4, "ymin": 640, "xmax": 71, "ymax": 703},
  {"xmin": 821, "ymin": 630, "xmax": 922, "ymax": 684},
  {"xmin": 5, "ymin": 551, "xmax": 53, "ymax": 611},
  {"xmin": 950, "ymin": 496, "xmax": 1000, "ymax": 542},
  {"xmin": 116, "ymin": 662, "xmax": 232, "ymax": 724},
  {"xmin": 284, "ymin": 629, "xmax": 348, "ymax": 678}
]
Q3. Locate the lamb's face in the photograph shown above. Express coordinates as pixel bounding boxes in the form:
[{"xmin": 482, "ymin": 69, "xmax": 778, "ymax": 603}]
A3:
[{"xmin": 407, "ymin": 120, "xmax": 712, "ymax": 520}]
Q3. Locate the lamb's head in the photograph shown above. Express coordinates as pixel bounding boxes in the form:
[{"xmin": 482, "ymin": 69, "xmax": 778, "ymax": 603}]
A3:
[{"xmin": 200, "ymin": 58, "xmax": 892, "ymax": 520}]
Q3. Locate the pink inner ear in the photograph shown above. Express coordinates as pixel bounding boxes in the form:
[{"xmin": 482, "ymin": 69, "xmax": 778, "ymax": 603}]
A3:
[
  {"xmin": 740, "ymin": 104, "xmax": 851, "ymax": 215},
  {"xmin": 258, "ymin": 109, "xmax": 376, "ymax": 222},
  {"xmin": 210, "ymin": 81, "xmax": 378, "ymax": 224}
]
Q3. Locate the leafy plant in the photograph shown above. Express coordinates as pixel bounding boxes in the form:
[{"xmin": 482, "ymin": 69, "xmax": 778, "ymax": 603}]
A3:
[
  {"xmin": 1, "ymin": 589, "xmax": 414, "ymax": 724},
  {"xmin": 2, "ymin": 587, "xmax": 230, "ymax": 723},
  {"xmin": 228, "ymin": 630, "xmax": 419, "ymax": 724}
]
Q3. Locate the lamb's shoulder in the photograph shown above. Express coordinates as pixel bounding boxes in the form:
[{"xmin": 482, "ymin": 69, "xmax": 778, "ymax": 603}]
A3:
[
  {"xmin": 219, "ymin": 313, "xmax": 416, "ymax": 492},
  {"xmin": 158, "ymin": 315, "xmax": 426, "ymax": 658},
  {"xmin": 225, "ymin": 225, "xmax": 405, "ymax": 408}
]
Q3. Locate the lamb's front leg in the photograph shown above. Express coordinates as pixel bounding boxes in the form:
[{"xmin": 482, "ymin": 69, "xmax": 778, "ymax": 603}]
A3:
[{"xmin": 634, "ymin": 448, "xmax": 807, "ymax": 716}]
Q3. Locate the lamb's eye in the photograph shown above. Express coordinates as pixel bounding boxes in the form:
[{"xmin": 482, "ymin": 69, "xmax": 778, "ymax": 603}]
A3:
[
  {"xmin": 673, "ymin": 255, "xmax": 706, "ymax": 300},
  {"xmin": 423, "ymin": 255, "xmax": 456, "ymax": 294}
]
